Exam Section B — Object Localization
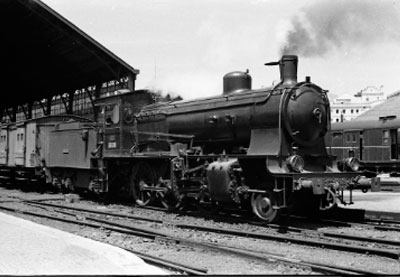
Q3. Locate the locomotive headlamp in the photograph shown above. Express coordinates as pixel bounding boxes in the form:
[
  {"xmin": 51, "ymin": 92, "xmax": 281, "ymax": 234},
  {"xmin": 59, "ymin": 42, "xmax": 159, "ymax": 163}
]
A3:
[
  {"xmin": 286, "ymin": 155, "xmax": 304, "ymax": 173},
  {"xmin": 343, "ymin": 157, "xmax": 360, "ymax": 172}
]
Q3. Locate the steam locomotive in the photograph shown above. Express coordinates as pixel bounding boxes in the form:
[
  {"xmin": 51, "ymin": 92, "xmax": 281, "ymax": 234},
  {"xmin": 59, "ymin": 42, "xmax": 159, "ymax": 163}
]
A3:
[{"xmin": 0, "ymin": 55, "xmax": 377, "ymax": 223}]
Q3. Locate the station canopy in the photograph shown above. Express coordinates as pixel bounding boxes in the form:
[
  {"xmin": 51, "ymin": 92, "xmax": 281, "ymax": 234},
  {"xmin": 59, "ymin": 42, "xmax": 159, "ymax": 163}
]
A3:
[
  {"xmin": 353, "ymin": 93, "xmax": 400, "ymax": 122},
  {"xmin": 0, "ymin": 0, "xmax": 139, "ymax": 109}
]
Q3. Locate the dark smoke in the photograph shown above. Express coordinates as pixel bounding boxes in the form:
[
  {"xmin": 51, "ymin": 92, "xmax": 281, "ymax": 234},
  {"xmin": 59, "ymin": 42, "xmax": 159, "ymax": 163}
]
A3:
[{"xmin": 280, "ymin": 0, "xmax": 400, "ymax": 57}]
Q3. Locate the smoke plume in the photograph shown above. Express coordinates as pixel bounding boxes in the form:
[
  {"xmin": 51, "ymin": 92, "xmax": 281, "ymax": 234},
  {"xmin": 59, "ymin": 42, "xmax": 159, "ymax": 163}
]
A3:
[{"xmin": 279, "ymin": 0, "xmax": 400, "ymax": 57}]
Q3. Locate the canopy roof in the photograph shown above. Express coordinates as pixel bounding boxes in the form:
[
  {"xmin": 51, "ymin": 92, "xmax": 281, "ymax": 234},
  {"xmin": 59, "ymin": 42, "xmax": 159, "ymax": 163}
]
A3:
[
  {"xmin": 352, "ymin": 94, "xmax": 400, "ymax": 122},
  {"xmin": 331, "ymin": 117, "xmax": 400, "ymax": 131},
  {"xmin": 0, "ymin": 0, "xmax": 139, "ymax": 108}
]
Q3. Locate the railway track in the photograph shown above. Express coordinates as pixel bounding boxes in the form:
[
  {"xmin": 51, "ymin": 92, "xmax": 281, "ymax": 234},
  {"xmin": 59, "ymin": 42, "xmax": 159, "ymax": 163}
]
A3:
[
  {"xmin": 6, "ymin": 198, "xmax": 400, "ymax": 258},
  {"xmin": 4, "ymin": 193, "xmax": 400, "ymax": 243},
  {"xmin": 1, "ymin": 185, "xmax": 400, "ymax": 274},
  {"xmin": 0, "ymin": 203, "xmax": 206, "ymax": 275},
  {"xmin": 135, "ymin": 200, "xmax": 400, "ymax": 234},
  {"xmin": 2, "ymin": 197, "xmax": 398, "ymax": 274},
  {"xmin": 0, "ymin": 201, "xmax": 382, "ymax": 275},
  {"xmin": 4, "ymin": 185, "xmax": 400, "ymax": 231}
]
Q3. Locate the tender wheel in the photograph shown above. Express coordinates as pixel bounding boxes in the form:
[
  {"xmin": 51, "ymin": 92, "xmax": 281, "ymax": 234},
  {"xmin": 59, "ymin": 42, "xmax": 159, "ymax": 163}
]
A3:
[
  {"xmin": 130, "ymin": 162, "xmax": 157, "ymax": 207},
  {"xmin": 251, "ymin": 190, "xmax": 279, "ymax": 223},
  {"xmin": 319, "ymin": 187, "xmax": 337, "ymax": 211}
]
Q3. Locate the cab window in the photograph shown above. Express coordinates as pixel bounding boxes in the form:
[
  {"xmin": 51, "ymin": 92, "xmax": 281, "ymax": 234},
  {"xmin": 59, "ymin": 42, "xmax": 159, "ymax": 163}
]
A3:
[{"xmin": 104, "ymin": 104, "xmax": 120, "ymax": 125}]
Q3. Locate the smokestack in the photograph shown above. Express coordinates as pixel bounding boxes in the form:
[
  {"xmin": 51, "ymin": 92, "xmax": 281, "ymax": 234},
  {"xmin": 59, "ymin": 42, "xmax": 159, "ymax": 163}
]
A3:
[
  {"xmin": 280, "ymin": 55, "xmax": 298, "ymax": 85},
  {"xmin": 265, "ymin": 55, "xmax": 298, "ymax": 86}
]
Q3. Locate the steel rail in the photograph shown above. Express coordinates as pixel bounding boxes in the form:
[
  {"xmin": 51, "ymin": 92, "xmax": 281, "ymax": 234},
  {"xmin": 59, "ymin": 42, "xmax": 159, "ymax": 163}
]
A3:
[
  {"xmin": 366, "ymin": 218, "xmax": 400, "ymax": 225},
  {"xmin": 25, "ymin": 200, "xmax": 312, "ymax": 236},
  {"xmin": 285, "ymin": 214, "xmax": 400, "ymax": 234},
  {"xmin": 176, "ymin": 223, "xmax": 400, "ymax": 259},
  {"xmin": 24, "ymin": 200, "xmax": 163, "ymax": 223},
  {"xmin": 30, "ymin": 199, "xmax": 381, "ymax": 237},
  {"xmin": 51, "ymin": 207, "xmax": 168, "ymax": 237},
  {"xmin": 123, "ymin": 248, "xmax": 208, "ymax": 275},
  {"xmin": 28, "ymin": 200, "xmax": 302, "ymax": 231},
  {"xmin": 323, "ymin": 231, "xmax": 400, "ymax": 246},
  {"xmin": 0, "ymin": 205, "xmax": 207, "ymax": 275},
  {"xmin": 160, "ymin": 234, "xmax": 381, "ymax": 275},
  {"xmin": 29, "ymin": 200, "xmax": 304, "ymax": 232},
  {"xmin": 0, "ymin": 203, "xmax": 382, "ymax": 275},
  {"xmin": 27, "ymin": 200, "xmax": 400, "ymax": 253},
  {"xmin": 374, "ymin": 225, "xmax": 400, "ymax": 232},
  {"xmin": 0, "ymin": 204, "xmax": 158, "ymax": 239},
  {"xmin": 30, "ymin": 201, "xmax": 398, "ymax": 274},
  {"xmin": 0, "ymin": 200, "xmax": 18, "ymax": 203},
  {"xmin": 0, "ymin": 196, "xmax": 65, "ymax": 203},
  {"xmin": 198, "ymin": 244, "xmax": 381, "ymax": 276},
  {"xmin": 26, "ymin": 207, "xmax": 369, "ymax": 275}
]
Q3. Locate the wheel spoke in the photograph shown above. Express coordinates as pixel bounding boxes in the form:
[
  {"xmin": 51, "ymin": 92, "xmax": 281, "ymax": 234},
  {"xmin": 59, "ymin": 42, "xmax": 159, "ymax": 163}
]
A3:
[{"xmin": 130, "ymin": 162, "xmax": 157, "ymax": 207}]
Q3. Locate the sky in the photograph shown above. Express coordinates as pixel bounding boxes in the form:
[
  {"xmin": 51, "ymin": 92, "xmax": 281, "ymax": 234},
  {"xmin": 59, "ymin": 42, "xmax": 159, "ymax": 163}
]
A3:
[{"xmin": 41, "ymin": 0, "xmax": 400, "ymax": 100}]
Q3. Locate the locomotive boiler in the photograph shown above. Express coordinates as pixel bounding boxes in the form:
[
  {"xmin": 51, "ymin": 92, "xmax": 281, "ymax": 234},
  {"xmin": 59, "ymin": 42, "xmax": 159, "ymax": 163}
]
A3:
[{"xmin": 0, "ymin": 55, "xmax": 377, "ymax": 223}]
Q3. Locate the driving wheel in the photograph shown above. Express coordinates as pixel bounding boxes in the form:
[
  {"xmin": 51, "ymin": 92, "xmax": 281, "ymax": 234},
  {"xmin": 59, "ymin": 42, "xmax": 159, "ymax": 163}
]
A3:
[{"xmin": 130, "ymin": 162, "xmax": 157, "ymax": 206}]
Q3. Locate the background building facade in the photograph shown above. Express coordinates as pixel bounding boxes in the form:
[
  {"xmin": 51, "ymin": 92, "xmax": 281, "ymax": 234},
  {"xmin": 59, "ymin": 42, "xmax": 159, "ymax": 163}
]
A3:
[{"xmin": 330, "ymin": 86, "xmax": 387, "ymax": 122}]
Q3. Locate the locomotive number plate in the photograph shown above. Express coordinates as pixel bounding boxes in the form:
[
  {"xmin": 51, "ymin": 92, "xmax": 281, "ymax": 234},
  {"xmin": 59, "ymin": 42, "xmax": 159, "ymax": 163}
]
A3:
[{"xmin": 108, "ymin": 142, "xmax": 117, "ymax": 148}]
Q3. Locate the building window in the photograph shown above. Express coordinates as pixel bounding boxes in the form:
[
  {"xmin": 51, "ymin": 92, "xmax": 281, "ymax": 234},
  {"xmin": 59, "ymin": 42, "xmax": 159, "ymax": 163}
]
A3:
[
  {"xmin": 342, "ymin": 109, "xmax": 346, "ymax": 114},
  {"xmin": 351, "ymin": 109, "xmax": 354, "ymax": 113},
  {"xmin": 336, "ymin": 109, "xmax": 339, "ymax": 114},
  {"xmin": 356, "ymin": 109, "xmax": 359, "ymax": 113},
  {"xmin": 333, "ymin": 132, "xmax": 342, "ymax": 139}
]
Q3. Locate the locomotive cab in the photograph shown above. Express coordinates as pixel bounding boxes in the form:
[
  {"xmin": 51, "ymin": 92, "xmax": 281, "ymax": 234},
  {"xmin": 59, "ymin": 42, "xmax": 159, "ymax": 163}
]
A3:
[{"xmin": 94, "ymin": 90, "xmax": 155, "ymax": 157}]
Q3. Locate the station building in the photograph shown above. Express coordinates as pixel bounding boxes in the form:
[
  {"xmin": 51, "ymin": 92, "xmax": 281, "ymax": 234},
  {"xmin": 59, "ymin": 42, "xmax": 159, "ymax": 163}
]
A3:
[{"xmin": 330, "ymin": 86, "xmax": 387, "ymax": 122}]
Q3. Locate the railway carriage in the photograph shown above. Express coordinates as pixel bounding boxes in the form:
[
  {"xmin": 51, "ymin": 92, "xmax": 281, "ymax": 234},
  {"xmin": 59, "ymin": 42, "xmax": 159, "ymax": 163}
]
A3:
[
  {"xmin": 330, "ymin": 117, "xmax": 400, "ymax": 176},
  {"xmin": 0, "ymin": 115, "xmax": 94, "ymax": 188}
]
